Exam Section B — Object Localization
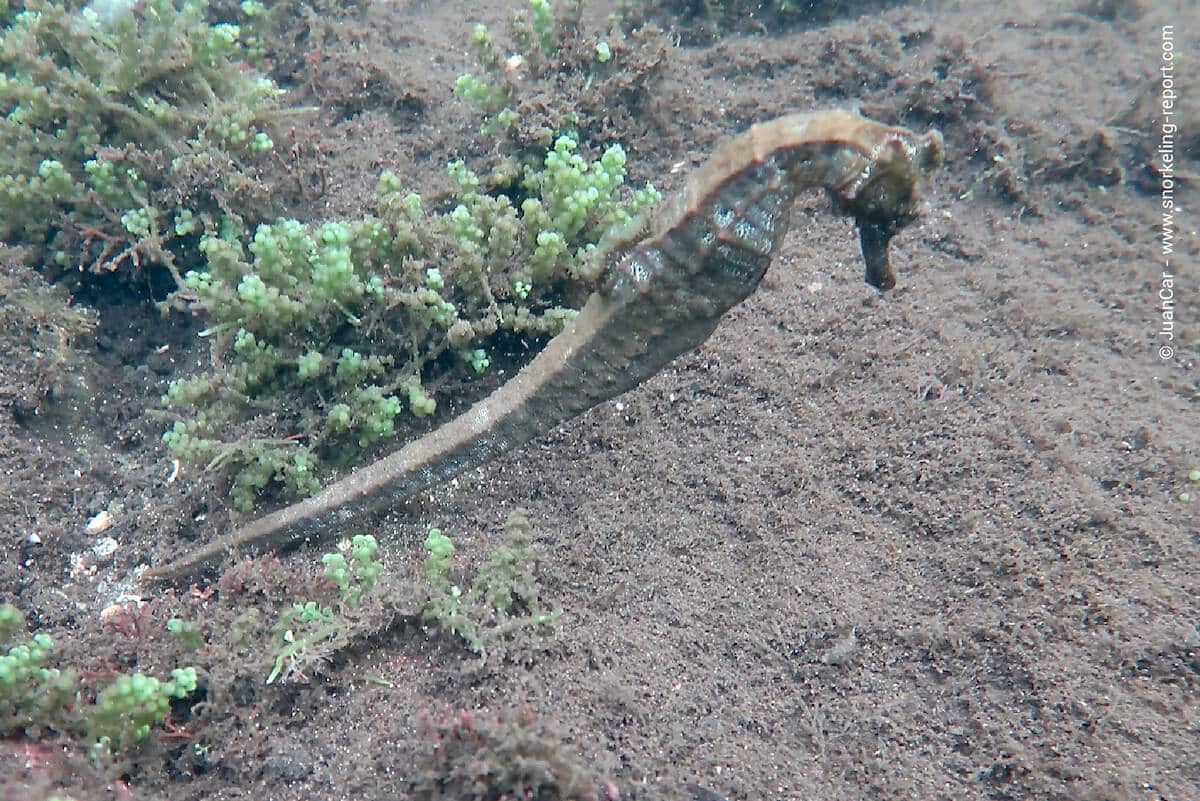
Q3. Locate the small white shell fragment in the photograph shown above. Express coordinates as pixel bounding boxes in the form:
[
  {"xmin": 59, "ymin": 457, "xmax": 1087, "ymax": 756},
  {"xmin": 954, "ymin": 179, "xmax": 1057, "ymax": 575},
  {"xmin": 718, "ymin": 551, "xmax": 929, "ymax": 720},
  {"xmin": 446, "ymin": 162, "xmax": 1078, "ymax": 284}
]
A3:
[
  {"xmin": 27, "ymin": 532, "xmax": 42, "ymax": 544},
  {"xmin": 86, "ymin": 510, "xmax": 113, "ymax": 534},
  {"xmin": 91, "ymin": 536, "xmax": 119, "ymax": 561}
]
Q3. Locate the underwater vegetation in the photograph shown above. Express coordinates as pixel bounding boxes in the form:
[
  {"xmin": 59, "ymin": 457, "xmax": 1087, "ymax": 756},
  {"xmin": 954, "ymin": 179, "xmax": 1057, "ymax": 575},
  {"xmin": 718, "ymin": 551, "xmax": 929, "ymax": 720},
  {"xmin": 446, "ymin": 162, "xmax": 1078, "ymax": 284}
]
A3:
[
  {"xmin": 0, "ymin": 603, "xmax": 200, "ymax": 757},
  {"xmin": 0, "ymin": 0, "xmax": 661, "ymax": 509},
  {"xmin": 0, "ymin": 0, "xmax": 280, "ymax": 278},
  {"xmin": 160, "ymin": 135, "xmax": 658, "ymax": 510}
]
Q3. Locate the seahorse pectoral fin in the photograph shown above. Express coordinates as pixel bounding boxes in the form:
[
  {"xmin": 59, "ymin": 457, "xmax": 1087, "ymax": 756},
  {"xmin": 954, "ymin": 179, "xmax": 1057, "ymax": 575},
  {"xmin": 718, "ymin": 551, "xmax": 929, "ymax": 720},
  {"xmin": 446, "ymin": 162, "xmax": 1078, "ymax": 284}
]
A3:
[{"xmin": 856, "ymin": 215, "xmax": 897, "ymax": 290}]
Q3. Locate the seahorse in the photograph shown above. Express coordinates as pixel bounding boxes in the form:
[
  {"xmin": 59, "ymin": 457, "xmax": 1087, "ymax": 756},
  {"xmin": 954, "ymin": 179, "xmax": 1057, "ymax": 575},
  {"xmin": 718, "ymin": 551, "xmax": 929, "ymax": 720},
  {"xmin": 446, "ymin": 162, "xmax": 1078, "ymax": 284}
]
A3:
[{"xmin": 144, "ymin": 109, "xmax": 943, "ymax": 582}]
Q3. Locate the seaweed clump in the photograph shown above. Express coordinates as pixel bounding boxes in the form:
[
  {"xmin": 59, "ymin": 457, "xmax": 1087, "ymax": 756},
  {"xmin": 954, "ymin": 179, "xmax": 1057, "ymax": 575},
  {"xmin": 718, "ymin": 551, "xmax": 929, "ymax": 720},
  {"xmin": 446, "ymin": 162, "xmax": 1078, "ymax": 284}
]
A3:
[
  {"xmin": 0, "ymin": 0, "xmax": 282, "ymax": 278},
  {"xmin": 422, "ymin": 509, "xmax": 562, "ymax": 662},
  {"xmin": 160, "ymin": 133, "xmax": 658, "ymax": 511},
  {"xmin": 153, "ymin": 0, "xmax": 660, "ymax": 512},
  {"xmin": 0, "ymin": 603, "xmax": 199, "ymax": 758}
]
